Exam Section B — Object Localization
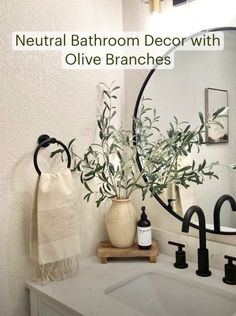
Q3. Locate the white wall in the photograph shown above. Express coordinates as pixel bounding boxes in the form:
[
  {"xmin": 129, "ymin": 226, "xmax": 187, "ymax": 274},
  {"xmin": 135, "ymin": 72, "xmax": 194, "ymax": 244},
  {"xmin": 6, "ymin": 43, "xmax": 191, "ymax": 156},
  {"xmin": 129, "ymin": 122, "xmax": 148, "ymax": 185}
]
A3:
[
  {"xmin": 123, "ymin": 0, "xmax": 236, "ymax": 244},
  {"xmin": 0, "ymin": 1, "xmax": 123, "ymax": 315}
]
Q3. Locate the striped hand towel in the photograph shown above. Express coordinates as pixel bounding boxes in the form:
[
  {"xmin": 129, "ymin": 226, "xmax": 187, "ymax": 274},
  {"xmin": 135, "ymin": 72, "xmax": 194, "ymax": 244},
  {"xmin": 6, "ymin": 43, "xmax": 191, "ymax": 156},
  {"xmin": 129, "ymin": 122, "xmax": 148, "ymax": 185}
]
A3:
[{"xmin": 30, "ymin": 168, "xmax": 81, "ymax": 283}]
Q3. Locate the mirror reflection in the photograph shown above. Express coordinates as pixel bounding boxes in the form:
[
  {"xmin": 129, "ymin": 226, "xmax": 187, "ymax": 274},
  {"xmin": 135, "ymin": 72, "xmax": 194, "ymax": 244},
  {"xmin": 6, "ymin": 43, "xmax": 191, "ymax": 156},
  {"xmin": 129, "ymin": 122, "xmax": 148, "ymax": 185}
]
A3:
[{"xmin": 136, "ymin": 28, "xmax": 236, "ymax": 234}]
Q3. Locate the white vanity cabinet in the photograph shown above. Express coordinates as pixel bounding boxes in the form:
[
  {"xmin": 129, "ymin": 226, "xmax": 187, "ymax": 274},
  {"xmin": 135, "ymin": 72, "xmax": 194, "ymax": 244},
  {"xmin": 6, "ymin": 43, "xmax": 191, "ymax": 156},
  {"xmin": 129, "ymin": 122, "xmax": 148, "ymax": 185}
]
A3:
[
  {"xmin": 26, "ymin": 255, "xmax": 236, "ymax": 316},
  {"xmin": 29, "ymin": 290, "xmax": 82, "ymax": 316},
  {"xmin": 25, "ymin": 255, "xmax": 149, "ymax": 316}
]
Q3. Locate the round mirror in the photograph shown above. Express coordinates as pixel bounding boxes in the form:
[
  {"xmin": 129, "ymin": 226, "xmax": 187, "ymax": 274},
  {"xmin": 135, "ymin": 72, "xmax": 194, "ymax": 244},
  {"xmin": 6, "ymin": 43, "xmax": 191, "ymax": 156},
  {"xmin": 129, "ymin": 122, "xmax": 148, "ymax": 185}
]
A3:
[{"xmin": 134, "ymin": 27, "xmax": 236, "ymax": 235}]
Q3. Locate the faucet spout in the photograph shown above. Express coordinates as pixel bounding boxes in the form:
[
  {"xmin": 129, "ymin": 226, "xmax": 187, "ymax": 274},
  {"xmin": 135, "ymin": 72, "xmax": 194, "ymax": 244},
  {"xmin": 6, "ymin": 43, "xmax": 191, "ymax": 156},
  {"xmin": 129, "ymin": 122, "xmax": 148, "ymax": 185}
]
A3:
[
  {"xmin": 214, "ymin": 194, "xmax": 236, "ymax": 232},
  {"xmin": 182, "ymin": 205, "xmax": 211, "ymax": 277},
  {"xmin": 182, "ymin": 206, "xmax": 206, "ymax": 250}
]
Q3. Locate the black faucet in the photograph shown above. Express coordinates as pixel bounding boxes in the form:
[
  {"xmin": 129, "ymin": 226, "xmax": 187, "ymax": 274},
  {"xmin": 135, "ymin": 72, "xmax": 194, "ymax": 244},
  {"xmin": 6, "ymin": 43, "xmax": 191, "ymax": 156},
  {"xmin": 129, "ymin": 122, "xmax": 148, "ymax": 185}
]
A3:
[
  {"xmin": 213, "ymin": 194, "xmax": 236, "ymax": 233},
  {"xmin": 182, "ymin": 205, "xmax": 211, "ymax": 277}
]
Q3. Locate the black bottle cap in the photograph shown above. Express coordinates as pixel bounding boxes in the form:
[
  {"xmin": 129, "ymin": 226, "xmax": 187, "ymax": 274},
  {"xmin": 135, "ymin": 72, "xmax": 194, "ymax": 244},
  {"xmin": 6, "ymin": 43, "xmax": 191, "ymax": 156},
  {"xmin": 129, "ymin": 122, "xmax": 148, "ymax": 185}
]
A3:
[{"xmin": 141, "ymin": 206, "xmax": 147, "ymax": 220}]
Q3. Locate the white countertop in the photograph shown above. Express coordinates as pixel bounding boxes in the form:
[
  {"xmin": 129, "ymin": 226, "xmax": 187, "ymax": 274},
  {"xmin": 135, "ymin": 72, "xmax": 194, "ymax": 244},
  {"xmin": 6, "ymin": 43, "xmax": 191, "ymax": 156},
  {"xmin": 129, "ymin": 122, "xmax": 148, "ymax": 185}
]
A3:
[{"xmin": 26, "ymin": 254, "xmax": 236, "ymax": 316}]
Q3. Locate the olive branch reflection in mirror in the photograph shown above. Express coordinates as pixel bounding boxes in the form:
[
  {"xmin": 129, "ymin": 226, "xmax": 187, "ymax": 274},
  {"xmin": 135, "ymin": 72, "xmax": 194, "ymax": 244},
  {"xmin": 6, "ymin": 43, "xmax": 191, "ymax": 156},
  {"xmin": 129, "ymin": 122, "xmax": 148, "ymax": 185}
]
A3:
[
  {"xmin": 135, "ymin": 96, "xmax": 226, "ymax": 196},
  {"xmin": 205, "ymin": 88, "xmax": 229, "ymax": 144}
]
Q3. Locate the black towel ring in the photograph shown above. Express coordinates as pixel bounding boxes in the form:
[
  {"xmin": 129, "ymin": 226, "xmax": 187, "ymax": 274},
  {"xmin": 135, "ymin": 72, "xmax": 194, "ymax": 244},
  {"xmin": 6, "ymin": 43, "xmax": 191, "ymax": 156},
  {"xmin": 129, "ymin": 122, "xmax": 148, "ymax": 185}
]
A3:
[{"xmin": 33, "ymin": 134, "xmax": 71, "ymax": 175}]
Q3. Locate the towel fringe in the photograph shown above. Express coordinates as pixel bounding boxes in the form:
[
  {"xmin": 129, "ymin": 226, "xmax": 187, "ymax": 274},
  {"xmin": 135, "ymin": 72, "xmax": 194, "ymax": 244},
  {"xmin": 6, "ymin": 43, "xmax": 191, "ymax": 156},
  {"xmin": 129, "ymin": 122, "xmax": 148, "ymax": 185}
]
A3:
[{"xmin": 32, "ymin": 255, "xmax": 80, "ymax": 284}]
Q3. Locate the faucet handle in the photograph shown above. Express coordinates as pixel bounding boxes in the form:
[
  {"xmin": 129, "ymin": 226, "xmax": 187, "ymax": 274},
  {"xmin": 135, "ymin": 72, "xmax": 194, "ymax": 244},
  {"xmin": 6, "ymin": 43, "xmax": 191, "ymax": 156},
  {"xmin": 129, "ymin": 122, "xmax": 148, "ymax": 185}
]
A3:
[
  {"xmin": 223, "ymin": 255, "xmax": 236, "ymax": 285},
  {"xmin": 168, "ymin": 241, "xmax": 185, "ymax": 251},
  {"xmin": 167, "ymin": 199, "xmax": 175, "ymax": 210},
  {"xmin": 168, "ymin": 241, "xmax": 188, "ymax": 269},
  {"xmin": 225, "ymin": 255, "xmax": 236, "ymax": 263}
]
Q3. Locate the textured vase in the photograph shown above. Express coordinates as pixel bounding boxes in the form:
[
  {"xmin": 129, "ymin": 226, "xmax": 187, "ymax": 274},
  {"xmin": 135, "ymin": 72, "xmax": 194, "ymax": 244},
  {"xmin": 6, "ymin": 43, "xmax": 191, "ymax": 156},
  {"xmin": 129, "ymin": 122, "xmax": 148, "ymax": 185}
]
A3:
[{"xmin": 105, "ymin": 199, "xmax": 138, "ymax": 248}]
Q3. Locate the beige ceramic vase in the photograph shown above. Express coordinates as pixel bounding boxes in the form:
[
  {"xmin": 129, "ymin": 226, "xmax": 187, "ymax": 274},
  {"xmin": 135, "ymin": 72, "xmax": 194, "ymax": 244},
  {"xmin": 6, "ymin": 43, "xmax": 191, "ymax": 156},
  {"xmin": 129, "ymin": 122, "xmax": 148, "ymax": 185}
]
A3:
[{"xmin": 105, "ymin": 199, "xmax": 138, "ymax": 248}]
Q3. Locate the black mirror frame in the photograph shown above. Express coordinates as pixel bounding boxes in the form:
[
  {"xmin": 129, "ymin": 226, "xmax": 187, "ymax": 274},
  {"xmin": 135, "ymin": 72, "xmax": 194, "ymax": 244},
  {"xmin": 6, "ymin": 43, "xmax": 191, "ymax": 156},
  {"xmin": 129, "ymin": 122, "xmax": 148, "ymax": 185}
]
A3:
[{"xmin": 133, "ymin": 26, "xmax": 236, "ymax": 235}]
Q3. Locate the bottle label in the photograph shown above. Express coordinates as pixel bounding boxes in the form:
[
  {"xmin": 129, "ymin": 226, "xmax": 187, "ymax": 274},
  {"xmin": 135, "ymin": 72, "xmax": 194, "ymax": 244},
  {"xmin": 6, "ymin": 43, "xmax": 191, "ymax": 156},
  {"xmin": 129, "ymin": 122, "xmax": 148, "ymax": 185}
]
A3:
[{"xmin": 137, "ymin": 226, "xmax": 152, "ymax": 246}]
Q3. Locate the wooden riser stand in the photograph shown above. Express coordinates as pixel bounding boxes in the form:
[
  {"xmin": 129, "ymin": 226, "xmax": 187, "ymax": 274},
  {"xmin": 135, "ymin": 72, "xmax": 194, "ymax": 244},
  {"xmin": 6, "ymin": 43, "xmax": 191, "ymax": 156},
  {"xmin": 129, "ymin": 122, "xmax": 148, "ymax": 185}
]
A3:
[{"xmin": 97, "ymin": 240, "xmax": 158, "ymax": 264}]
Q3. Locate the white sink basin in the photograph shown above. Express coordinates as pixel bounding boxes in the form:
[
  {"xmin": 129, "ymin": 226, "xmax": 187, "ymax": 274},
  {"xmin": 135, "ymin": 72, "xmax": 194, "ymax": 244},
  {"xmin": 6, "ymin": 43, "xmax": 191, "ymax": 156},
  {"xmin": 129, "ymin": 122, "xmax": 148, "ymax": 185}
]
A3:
[{"xmin": 106, "ymin": 271, "xmax": 236, "ymax": 316}]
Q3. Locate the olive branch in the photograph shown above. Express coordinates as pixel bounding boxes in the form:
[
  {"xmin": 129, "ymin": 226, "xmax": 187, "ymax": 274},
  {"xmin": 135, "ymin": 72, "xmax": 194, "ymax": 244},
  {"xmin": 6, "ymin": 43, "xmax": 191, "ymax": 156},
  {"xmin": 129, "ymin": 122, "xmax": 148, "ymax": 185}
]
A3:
[{"xmin": 52, "ymin": 82, "xmax": 225, "ymax": 207}]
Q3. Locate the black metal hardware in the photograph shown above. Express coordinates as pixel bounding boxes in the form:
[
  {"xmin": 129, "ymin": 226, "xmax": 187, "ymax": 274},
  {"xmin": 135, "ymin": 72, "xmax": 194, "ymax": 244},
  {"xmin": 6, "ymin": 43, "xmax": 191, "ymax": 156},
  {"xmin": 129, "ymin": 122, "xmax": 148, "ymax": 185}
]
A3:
[
  {"xmin": 33, "ymin": 134, "xmax": 71, "ymax": 175},
  {"xmin": 168, "ymin": 241, "xmax": 185, "ymax": 250},
  {"xmin": 182, "ymin": 206, "xmax": 211, "ymax": 277},
  {"xmin": 173, "ymin": 0, "xmax": 187, "ymax": 6},
  {"xmin": 213, "ymin": 195, "xmax": 236, "ymax": 233},
  {"xmin": 167, "ymin": 199, "xmax": 175, "ymax": 211},
  {"xmin": 168, "ymin": 241, "xmax": 188, "ymax": 269},
  {"xmin": 37, "ymin": 134, "xmax": 51, "ymax": 148},
  {"xmin": 223, "ymin": 255, "xmax": 236, "ymax": 285}
]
